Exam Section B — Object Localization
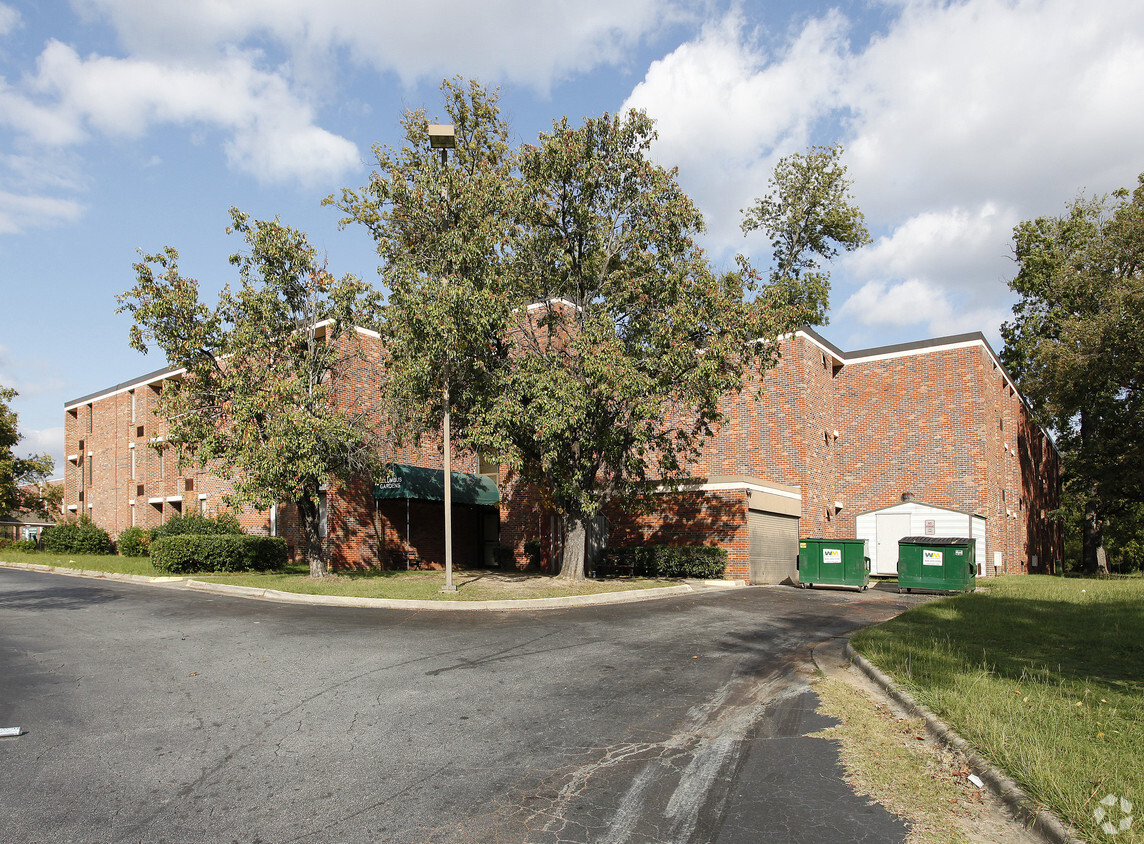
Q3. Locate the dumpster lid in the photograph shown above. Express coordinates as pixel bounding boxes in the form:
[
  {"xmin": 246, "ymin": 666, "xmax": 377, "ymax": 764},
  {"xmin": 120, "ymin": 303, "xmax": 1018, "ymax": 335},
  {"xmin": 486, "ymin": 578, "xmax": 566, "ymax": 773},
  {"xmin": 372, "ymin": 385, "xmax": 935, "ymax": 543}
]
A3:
[{"xmin": 898, "ymin": 536, "xmax": 972, "ymax": 545}]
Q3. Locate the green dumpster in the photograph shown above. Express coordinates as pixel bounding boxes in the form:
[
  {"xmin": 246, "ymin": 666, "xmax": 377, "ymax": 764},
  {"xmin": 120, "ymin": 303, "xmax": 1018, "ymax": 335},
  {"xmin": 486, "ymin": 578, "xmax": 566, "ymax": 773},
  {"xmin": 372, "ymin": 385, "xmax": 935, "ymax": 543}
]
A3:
[
  {"xmin": 896, "ymin": 536, "xmax": 976, "ymax": 593},
  {"xmin": 797, "ymin": 538, "xmax": 870, "ymax": 590}
]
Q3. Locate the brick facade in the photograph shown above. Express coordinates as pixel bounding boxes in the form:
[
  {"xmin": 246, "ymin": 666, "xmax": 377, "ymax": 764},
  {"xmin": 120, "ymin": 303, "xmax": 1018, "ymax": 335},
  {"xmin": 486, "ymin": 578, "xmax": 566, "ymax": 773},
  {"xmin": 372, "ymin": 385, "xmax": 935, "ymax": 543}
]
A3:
[{"xmin": 65, "ymin": 325, "xmax": 1060, "ymax": 580}]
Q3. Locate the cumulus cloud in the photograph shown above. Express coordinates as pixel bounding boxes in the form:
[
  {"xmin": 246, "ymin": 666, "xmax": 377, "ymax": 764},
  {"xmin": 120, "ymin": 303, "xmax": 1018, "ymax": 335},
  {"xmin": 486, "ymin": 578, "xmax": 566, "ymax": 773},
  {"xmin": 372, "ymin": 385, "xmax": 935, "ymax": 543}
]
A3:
[
  {"xmin": 622, "ymin": 0, "xmax": 1144, "ymax": 342},
  {"xmin": 838, "ymin": 278, "xmax": 951, "ymax": 328},
  {"xmin": 76, "ymin": 0, "xmax": 691, "ymax": 91},
  {"xmin": 623, "ymin": 11, "xmax": 850, "ymax": 253},
  {"xmin": 0, "ymin": 41, "xmax": 360, "ymax": 185}
]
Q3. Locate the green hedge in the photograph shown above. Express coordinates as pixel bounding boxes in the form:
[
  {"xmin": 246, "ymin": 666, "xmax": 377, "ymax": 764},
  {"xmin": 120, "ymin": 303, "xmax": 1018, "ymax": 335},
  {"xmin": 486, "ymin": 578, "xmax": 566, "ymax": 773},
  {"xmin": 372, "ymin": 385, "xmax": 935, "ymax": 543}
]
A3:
[
  {"xmin": 117, "ymin": 526, "xmax": 150, "ymax": 557},
  {"xmin": 42, "ymin": 517, "xmax": 113, "ymax": 555},
  {"xmin": 150, "ymin": 535, "xmax": 288, "ymax": 574},
  {"xmin": 149, "ymin": 511, "xmax": 243, "ymax": 540},
  {"xmin": 606, "ymin": 545, "xmax": 727, "ymax": 579}
]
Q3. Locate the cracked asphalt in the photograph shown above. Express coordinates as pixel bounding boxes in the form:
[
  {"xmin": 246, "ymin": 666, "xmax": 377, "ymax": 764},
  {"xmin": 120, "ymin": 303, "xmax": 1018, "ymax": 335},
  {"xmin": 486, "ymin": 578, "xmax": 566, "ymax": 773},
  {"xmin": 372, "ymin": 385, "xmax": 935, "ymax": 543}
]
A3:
[{"xmin": 0, "ymin": 568, "xmax": 929, "ymax": 843}]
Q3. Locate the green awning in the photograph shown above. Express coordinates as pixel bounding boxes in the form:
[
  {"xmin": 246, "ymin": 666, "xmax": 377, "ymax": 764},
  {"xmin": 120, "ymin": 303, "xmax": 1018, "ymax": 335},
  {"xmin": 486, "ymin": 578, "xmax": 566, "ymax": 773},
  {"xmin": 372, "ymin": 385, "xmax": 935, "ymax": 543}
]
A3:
[{"xmin": 373, "ymin": 463, "xmax": 499, "ymax": 506}]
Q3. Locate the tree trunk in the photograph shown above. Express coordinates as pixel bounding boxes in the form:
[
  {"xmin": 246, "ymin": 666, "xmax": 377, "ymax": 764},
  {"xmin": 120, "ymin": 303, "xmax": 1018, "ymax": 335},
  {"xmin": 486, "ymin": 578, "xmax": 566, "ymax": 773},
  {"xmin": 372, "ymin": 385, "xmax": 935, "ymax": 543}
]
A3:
[
  {"xmin": 558, "ymin": 513, "xmax": 608, "ymax": 581},
  {"xmin": 559, "ymin": 514, "xmax": 586, "ymax": 581},
  {"xmin": 298, "ymin": 492, "xmax": 327, "ymax": 578},
  {"xmin": 1082, "ymin": 492, "xmax": 1106, "ymax": 576}
]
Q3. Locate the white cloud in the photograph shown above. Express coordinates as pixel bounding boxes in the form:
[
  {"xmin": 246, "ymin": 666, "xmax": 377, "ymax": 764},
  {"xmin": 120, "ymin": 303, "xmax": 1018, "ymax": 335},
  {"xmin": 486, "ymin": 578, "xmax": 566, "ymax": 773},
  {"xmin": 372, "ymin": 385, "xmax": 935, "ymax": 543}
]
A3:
[
  {"xmin": 0, "ymin": 4, "xmax": 19, "ymax": 37},
  {"xmin": 842, "ymin": 0, "xmax": 1144, "ymax": 217},
  {"xmin": 848, "ymin": 202, "xmax": 1015, "ymax": 293},
  {"xmin": 0, "ymin": 41, "xmax": 360, "ymax": 185},
  {"xmin": 76, "ymin": 0, "xmax": 692, "ymax": 91},
  {"xmin": 623, "ymin": 11, "xmax": 850, "ymax": 253},
  {"xmin": 0, "ymin": 189, "xmax": 84, "ymax": 234},
  {"xmin": 21, "ymin": 426, "xmax": 65, "ymax": 468},
  {"xmin": 621, "ymin": 0, "xmax": 1144, "ymax": 342},
  {"xmin": 838, "ymin": 278, "xmax": 950, "ymax": 328}
]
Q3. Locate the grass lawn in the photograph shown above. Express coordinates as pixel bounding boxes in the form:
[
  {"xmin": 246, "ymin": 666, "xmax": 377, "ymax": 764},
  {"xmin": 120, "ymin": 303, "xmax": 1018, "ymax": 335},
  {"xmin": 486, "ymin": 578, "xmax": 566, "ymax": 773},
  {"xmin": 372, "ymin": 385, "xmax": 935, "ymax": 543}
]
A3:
[
  {"xmin": 852, "ymin": 575, "xmax": 1144, "ymax": 843},
  {"xmin": 0, "ymin": 551, "xmax": 675, "ymax": 601}
]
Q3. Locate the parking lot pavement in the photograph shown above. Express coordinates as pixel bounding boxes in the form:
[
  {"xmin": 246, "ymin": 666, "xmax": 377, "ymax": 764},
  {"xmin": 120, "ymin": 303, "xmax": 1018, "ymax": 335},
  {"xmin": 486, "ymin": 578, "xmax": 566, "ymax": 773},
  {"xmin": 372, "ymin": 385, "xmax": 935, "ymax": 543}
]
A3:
[{"xmin": 0, "ymin": 568, "xmax": 928, "ymax": 843}]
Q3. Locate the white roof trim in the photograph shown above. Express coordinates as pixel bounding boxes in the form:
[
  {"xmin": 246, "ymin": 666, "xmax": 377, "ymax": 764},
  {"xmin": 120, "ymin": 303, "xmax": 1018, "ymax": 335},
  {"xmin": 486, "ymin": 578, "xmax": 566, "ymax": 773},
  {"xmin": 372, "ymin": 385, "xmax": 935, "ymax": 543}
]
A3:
[
  {"xmin": 65, "ymin": 367, "xmax": 187, "ymax": 410},
  {"xmin": 653, "ymin": 480, "xmax": 802, "ymax": 500}
]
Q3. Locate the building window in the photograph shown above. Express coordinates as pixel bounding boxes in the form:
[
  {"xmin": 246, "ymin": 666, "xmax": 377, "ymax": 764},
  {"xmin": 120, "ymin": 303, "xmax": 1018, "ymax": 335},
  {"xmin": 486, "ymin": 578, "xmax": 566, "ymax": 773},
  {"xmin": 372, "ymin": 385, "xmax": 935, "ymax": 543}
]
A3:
[
  {"xmin": 130, "ymin": 448, "xmax": 136, "ymax": 480},
  {"xmin": 318, "ymin": 492, "xmax": 328, "ymax": 538},
  {"xmin": 269, "ymin": 504, "xmax": 278, "ymax": 538},
  {"xmin": 130, "ymin": 389, "xmax": 136, "ymax": 425}
]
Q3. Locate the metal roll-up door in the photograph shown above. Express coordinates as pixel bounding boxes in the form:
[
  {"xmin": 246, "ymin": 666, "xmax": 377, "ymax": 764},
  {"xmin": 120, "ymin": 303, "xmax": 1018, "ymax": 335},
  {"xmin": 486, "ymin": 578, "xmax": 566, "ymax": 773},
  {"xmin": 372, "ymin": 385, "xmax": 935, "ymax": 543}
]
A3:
[{"xmin": 748, "ymin": 510, "xmax": 799, "ymax": 584}]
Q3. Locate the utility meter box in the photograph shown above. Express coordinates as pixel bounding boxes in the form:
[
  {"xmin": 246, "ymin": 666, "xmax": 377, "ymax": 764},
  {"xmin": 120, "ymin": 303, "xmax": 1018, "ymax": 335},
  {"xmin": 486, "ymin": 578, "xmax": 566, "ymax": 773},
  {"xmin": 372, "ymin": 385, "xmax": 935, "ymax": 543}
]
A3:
[
  {"xmin": 897, "ymin": 536, "xmax": 976, "ymax": 593},
  {"xmin": 797, "ymin": 538, "xmax": 870, "ymax": 590}
]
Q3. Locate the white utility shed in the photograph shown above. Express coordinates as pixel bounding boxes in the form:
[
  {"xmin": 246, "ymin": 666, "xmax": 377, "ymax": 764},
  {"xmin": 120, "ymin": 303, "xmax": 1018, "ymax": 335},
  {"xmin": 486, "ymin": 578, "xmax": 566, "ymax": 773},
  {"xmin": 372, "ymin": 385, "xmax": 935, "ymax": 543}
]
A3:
[{"xmin": 855, "ymin": 501, "xmax": 986, "ymax": 576}]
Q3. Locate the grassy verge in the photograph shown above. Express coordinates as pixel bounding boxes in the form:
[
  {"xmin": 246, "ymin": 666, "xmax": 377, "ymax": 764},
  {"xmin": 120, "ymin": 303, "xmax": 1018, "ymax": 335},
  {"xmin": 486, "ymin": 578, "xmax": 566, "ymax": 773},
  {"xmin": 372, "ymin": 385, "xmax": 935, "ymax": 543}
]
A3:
[
  {"xmin": 852, "ymin": 575, "xmax": 1144, "ymax": 842},
  {"xmin": 812, "ymin": 676, "xmax": 978, "ymax": 844},
  {"xmin": 195, "ymin": 564, "xmax": 674, "ymax": 601},
  {"xmin": 0, "ymin": 550, "xmax": 162, "ymax": 577},
  {"xmin": 0, "ymin": 552, "xmax": 675, "ymax": 601}
]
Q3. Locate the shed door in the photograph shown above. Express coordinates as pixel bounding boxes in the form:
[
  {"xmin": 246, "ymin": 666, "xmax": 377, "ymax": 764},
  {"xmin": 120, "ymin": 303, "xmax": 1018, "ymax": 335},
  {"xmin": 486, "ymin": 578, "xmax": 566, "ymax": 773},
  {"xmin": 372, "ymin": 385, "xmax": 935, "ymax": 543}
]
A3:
[
  {"xmin": 748, "ymin": 511, "xmax": 799, "ymax": 584},
  {"xmin": 875, "ymin": 513, "xmax": 912, "ymax": 575}
]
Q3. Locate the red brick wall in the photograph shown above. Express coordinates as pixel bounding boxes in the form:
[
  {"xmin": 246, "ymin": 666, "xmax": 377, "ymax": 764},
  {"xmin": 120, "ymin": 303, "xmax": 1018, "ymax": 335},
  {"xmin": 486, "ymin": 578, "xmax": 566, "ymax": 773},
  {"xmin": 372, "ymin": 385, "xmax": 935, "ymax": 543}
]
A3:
[{"xmin": 66, "ymin": 326, "xmax": 1059, "ymax": 580}]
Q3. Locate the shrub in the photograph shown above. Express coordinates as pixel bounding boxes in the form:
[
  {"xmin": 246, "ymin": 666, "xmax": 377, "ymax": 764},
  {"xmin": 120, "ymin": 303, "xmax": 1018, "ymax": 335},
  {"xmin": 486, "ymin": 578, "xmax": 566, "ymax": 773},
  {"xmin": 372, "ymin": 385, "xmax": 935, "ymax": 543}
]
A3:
[
  {"xmin": 492, "ymin": 543, "xmax": 515, "ymax": 568},
  {"xmin": 523, "ymin": 538, "xmax": 544, "ymax": 569},
  {"xmin": 117, "ymin": 526, "xmax": 150, "ymax": 557},
  {"xmin": 9, "ymin": 539, "xmax": 38, "ymax": 553},
  {"xmin": 41, "ymin": 516, "xmax": 113, "ymax": 555},
  {"xmin": 0, "ymin": 538, "xmax": 11, "ymax": 551},
  {"xmin": 150, "ymin": 534, "xmax": 287, "ymax": 574},
  {"xmin": 607, "ymin": 544, "xmax": 727, "ymax": 579},
  {"xmin": 149, "ymin": 511, "xmax": 244, "ymax": 541}
]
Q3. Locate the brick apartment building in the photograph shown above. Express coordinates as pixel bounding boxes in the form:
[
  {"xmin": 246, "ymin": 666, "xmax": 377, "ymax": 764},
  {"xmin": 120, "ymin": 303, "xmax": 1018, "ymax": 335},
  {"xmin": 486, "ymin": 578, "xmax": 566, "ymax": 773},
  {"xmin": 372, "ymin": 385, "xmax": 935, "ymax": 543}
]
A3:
[{"xmin": 63, "ymin": 325, "xmax": 1060, "ymax": 583}]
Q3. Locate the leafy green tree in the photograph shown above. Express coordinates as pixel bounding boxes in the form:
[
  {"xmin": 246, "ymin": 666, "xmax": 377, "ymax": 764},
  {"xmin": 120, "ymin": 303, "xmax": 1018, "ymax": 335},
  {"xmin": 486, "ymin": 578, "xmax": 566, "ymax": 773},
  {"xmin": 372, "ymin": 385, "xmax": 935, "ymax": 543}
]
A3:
[
  {"xmin": 336, "ymin": 83, "xmax": 803, "ymax": 580},
  {"xmin": 1002, "ymin": 174, "xmax": 1144, "ymax": 574},
  {"xmin": 0, "ymin": 386, "xmax": 54, "ymax": 516},
  {"xmin": 483, "ymin": 110, "xmax": 800, "ymax": 579},
  {"xmin": 117, "ymin": 209, "xmax": 382, "ymax": 577},
  {"xmin": 327, "ymin": 78, "xmax": 516, "ymax": 447},
  {"xmin": 740, "ymin": 143, "xmax": 870, "ymax": 325}
]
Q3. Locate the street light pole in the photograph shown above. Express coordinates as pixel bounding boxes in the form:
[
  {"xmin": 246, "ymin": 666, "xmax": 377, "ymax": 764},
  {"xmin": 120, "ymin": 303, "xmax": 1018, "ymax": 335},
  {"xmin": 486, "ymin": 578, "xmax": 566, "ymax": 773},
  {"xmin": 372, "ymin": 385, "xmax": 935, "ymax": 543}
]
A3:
[{"xmin": 429, "ymin": 124, "xmax": 458, "ymax": 593}]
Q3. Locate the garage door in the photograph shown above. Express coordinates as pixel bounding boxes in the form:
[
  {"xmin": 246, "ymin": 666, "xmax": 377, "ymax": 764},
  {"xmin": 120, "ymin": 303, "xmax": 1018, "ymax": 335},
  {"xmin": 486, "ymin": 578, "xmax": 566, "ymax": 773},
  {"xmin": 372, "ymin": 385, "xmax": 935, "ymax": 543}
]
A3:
[{"xmin": 748, "ymin": 510, "xmax": 800, "ymax": 584}]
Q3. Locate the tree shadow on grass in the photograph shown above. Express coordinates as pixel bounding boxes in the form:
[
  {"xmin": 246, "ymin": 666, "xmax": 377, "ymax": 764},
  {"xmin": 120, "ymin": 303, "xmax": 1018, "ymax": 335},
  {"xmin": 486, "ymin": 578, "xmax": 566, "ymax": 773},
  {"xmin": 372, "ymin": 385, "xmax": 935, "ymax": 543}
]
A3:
[{"xmin": 855, "ymin": 592, "xmax": 1144, "ymax": 694}]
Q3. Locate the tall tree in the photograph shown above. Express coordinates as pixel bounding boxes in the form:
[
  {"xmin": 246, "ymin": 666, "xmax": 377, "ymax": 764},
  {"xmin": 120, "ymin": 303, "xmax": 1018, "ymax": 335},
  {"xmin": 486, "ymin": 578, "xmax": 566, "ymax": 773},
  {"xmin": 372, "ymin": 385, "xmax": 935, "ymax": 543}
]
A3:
[
  {"xmin": 1002, "ymin": 174, "xmax": 1144, "ymax": 573},
  {"xmin": 0, "ymin": 386, "xmax": 54, "ymax": 516},
  {"xmin": 117, "ymin": 209, "xmax": 381, "ymax": 577},
  {"xmin": 326, "ymin": 78, "xmax": 516, "ymax": 449},
  {"xmin": 740, "ymin": 143, "xmax": 870, "ymax": 325},
  {"xmin": 487, "ymin": 110, "xmax": 799, "ymax": 579}
]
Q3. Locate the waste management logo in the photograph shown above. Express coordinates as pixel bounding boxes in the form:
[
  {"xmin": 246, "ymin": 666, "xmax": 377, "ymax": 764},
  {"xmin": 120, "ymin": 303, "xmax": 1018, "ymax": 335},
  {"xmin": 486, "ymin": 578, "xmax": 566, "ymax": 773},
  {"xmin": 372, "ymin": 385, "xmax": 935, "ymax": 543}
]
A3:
[{"xmin": 1094, "ymin": 794, "xmax": 1133, "ymax": 836}]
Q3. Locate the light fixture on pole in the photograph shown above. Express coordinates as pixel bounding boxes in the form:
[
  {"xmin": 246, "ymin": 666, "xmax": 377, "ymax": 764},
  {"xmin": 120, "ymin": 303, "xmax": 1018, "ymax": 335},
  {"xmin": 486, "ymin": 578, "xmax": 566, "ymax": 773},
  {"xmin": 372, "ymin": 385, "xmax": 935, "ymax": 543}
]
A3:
[{"xmin": 428, "ymin": 123, "xmax": 458, "ymax": 593}]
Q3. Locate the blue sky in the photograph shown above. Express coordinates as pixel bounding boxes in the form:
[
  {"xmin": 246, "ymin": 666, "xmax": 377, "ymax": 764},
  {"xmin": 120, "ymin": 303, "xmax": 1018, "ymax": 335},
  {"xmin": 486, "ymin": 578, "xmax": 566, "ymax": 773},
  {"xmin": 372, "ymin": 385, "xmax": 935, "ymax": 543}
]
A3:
[{"xmin": 2, "ymin": 0, "xmax": 1143, "ymax": 472}]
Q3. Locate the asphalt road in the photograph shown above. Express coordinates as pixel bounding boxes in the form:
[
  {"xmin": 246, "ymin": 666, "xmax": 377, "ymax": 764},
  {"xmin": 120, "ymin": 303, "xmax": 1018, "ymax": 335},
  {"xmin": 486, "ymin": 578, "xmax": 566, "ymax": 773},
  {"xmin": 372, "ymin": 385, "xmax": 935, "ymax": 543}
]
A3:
[{"xmin": 0, "ymin": 569, "xmax": 926, "ymax": 843}]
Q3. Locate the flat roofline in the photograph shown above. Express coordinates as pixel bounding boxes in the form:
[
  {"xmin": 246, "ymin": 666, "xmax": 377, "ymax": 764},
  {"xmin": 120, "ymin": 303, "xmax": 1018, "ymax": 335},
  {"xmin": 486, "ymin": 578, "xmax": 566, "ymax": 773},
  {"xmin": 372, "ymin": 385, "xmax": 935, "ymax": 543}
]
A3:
[
  {"xmin": 65, "ymin": 365, "xmax": 181, "ymax": 409},
  {"xmin": 796, "ymin": 325, "xmax": 1058, "ymax": 456}
]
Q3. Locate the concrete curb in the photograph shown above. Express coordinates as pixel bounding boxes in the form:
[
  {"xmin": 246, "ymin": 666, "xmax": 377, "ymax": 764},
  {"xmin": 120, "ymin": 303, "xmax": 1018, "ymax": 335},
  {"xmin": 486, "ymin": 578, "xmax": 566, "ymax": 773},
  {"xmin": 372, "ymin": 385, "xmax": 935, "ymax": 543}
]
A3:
[
  {"xmin": 0, "ymin": 559, "xmax": 733, "ymax": 611},
  {"xmin": 842, "ymin": 641, "xmax": 1084, "ymax": 844}
]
